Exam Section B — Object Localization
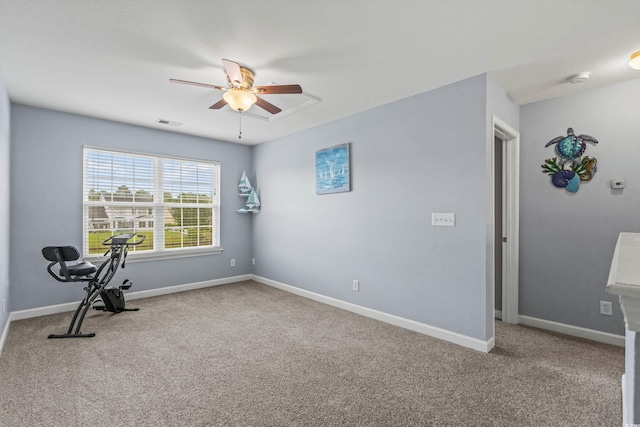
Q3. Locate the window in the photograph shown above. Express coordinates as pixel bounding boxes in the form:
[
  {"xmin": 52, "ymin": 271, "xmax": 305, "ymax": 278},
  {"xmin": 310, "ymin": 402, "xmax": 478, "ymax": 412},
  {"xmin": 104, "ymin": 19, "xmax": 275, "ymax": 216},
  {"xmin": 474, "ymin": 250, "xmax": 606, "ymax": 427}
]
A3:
[{"xmin": 83, "ymin": 147, "xmax": 220, "ymax": 259}]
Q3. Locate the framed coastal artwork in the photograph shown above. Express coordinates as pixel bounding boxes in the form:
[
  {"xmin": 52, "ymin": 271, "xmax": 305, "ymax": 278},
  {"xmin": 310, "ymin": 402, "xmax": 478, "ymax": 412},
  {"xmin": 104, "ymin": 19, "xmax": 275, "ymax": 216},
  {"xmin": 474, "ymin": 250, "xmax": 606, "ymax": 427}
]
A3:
[{"xmin": 316, "ymin": 143, "xmax": 351, "ymax": 195}]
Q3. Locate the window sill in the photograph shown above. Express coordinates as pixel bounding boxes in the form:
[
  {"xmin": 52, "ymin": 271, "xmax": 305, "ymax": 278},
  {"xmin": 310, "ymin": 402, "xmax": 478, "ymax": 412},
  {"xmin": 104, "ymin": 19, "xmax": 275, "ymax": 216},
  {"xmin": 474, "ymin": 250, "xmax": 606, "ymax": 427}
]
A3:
[{"xmin": 85, "ymin": 247, "xmax": 223, "ymax": 264}]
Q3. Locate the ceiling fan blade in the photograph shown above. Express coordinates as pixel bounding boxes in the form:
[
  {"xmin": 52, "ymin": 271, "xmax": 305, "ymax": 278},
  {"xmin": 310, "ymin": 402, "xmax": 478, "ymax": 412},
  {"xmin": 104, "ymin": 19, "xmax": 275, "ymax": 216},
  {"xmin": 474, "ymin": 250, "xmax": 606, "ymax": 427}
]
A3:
[
  {"xmin": 170, "ymin": 79, "xmax": 225, "ymax": 90},
  {"xmin": 222, "ymin": 59, "xmax": 243, "ymax": 88},
  {"xmin": 254, "ymin": 96, "xmax": 282, "ymax": 114},
  {"xmin": 209, "ymin": 98, "xmax": 228, "ymax": 109},
  {"xmin": 255, "ymin": 84, "xmax": 303, "ymax": 95}
]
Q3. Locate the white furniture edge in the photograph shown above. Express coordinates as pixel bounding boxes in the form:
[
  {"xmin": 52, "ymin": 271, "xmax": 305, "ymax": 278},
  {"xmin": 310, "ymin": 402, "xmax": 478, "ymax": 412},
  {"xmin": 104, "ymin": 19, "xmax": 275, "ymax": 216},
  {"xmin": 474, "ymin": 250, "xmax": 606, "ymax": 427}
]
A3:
[
  {"xmin": 605, "ymin": 232, "xmax": 640, "ymax": 426},
  {"xmin": 607, "ymin": 233, "xmax": 640, "ymax": 332}
]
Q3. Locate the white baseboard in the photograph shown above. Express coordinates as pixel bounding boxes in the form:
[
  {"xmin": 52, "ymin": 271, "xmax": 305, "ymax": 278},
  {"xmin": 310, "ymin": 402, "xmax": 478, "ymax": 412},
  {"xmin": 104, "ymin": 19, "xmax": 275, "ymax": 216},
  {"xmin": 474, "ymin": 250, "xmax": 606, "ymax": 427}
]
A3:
[
  {"xmin": 251, "ymin": 275, "xmax": 494, "ymax": 353},
  {"xmin": 125, "ymin": 274, "xmax": 252, "ymax": 301},
  {"xmin": 518, "ymin": 315, "xmax": 625, "ymax": 347},
  {"xmin": 10, "ymin": 301, "xmax": 79, "ymax": 321},
  {"xmin": 9, "ymin": 274, "xmax": 252, "ymax": 322},
  {"xmin": 0, "ymin": 317, "xmax": 10, "ymax": 358}
]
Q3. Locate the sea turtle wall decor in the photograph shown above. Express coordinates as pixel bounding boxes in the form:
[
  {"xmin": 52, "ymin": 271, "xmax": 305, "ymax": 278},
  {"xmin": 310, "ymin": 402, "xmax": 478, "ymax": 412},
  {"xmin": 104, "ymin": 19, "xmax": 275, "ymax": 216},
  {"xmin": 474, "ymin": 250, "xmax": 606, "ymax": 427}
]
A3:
[{"xmin": 541, "ymin": 128, "xmax": 598, "ymax": 193}]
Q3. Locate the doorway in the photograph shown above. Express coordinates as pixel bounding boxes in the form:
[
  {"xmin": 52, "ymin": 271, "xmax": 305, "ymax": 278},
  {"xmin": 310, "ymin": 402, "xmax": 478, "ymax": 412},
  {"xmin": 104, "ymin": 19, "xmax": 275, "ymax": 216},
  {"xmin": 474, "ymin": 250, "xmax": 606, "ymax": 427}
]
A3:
[
  {"xmin": 494, "ymin": 134, "xmax": 504, "ymax": 320},
  {"xmin": 492, "ymin": 116, "xmax": 519, "ymax": 326}
]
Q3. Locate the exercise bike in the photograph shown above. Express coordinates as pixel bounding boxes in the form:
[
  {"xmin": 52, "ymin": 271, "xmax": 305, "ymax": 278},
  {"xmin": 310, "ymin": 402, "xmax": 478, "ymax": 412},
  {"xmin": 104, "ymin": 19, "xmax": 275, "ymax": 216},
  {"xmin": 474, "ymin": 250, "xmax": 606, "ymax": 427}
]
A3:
[{"xmin": 42, "ymin": 233, "xmax": 145, "ymax": 339}]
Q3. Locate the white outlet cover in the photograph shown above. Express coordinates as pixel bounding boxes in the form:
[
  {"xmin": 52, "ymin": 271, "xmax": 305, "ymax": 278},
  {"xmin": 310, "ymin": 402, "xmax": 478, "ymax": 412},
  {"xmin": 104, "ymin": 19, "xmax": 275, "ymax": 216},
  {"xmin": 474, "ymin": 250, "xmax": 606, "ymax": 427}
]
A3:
[
  {"xmin": 600, "ymin": 301, "xmax": 612, "ymax": 315},
  {"xmin": 432, "ymin": 213, "xmax": 455, "ymax": 227}
]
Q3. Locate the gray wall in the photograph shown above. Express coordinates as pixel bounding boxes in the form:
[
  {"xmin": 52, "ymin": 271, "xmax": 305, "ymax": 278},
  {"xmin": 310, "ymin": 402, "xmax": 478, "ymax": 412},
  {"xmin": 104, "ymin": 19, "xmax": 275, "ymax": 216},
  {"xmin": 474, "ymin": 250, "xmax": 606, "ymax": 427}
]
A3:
[
  {"xmin": 253, "ymin": 74, "xmax": 510, "ymax": 341},
  {"xmin": 486, "ymin": 75, "xmax": 520, "ymax": 131},
  {"xmin": 10, "ymin": 105, "xmax": 253, "ymax": 311},
  {"xmin": 0, "ymin": 71, "xmax": 10, "ymax": 333},
  {"xmin": 519, "ymin": 78, "xmax": 640, "ymax": 335}
]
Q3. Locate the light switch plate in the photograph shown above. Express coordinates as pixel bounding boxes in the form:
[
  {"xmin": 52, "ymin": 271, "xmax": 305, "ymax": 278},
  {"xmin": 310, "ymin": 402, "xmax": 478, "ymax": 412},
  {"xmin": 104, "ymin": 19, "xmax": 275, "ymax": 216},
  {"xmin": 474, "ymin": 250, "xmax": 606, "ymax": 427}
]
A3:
[{"xmin": 432, "ymin": 213, "xmax": 455, "ymax": 227}]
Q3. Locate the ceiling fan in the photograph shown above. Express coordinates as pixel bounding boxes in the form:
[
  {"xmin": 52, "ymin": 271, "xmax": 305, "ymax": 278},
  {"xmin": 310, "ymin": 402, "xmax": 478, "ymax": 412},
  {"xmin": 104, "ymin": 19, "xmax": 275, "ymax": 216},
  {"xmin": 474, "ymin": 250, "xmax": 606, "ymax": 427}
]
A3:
[{"xmin": 170, "ymin": 59, "xmax": 303, "ymax": 115}]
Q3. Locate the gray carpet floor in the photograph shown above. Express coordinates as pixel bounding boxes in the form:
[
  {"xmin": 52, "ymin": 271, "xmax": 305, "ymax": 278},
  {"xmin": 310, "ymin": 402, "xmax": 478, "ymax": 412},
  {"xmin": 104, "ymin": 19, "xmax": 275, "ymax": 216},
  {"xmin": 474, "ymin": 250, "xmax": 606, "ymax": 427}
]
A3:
[{"xmin": 0, "ymin": 280, "xmax": 624, "ymax": 426}]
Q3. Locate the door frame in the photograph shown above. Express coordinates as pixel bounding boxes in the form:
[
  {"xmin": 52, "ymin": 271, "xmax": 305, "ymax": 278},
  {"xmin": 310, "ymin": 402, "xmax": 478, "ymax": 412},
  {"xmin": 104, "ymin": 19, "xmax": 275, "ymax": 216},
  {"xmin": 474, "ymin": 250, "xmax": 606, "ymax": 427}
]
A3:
[{"xmin": 492, "ymin": 115, "xmax": 520, "ymax": 326}]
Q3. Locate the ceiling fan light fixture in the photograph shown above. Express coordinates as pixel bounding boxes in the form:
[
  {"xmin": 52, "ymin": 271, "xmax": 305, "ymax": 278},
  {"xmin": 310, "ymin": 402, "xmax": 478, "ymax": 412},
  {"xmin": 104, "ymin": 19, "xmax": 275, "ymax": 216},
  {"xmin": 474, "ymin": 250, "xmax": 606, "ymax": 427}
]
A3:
[
  {"xmin": 223, "ymin": 89, "xmax": 257, "ymax": 112},
  {"xmin": 629, "ymin": 50, "xmax": 640, "ymax": 70}
]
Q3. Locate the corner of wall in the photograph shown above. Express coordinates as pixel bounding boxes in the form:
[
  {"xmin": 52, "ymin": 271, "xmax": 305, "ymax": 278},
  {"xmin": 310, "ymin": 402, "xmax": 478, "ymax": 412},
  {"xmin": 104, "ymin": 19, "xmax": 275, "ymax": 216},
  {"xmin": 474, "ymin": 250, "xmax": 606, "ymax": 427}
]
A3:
[{"xmin": 0, "ymin": 68, "xmax": 11, "ymax": 353}]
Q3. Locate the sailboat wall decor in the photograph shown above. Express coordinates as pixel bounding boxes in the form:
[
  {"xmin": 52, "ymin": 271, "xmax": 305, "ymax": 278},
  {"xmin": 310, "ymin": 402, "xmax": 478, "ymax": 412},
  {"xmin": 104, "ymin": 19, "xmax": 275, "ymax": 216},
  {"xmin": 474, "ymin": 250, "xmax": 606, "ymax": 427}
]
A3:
[
  {"xmin": 246, "ymin": 189, "xmax": 261, "ymax": 211},
  {"xmin": 238, "ymin": 171, "xmax": 252, "ymax": 195},
  {"xmin": 316, "ymin": 143, "xmax": 350, "ymax": 195},
  {"xmin": 237, "ymin": 171, "xmax": 261, "ymax": 213}
]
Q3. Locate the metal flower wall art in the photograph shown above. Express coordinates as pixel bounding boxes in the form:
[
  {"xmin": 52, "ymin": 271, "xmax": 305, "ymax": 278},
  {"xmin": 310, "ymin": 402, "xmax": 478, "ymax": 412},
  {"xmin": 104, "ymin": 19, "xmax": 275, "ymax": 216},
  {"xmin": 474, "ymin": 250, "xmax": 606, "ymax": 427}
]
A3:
[{"xmin": 541, "ymin": 127, "xmax": 598, "ymax": 193}]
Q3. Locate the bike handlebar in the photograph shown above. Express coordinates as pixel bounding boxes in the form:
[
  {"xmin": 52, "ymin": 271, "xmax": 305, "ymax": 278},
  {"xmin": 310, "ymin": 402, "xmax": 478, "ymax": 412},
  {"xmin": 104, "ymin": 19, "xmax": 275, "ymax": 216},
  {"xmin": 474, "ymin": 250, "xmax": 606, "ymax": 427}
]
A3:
[{"xmin": 101, "ymin": 233, "xmax": 146, "ymax": 247}]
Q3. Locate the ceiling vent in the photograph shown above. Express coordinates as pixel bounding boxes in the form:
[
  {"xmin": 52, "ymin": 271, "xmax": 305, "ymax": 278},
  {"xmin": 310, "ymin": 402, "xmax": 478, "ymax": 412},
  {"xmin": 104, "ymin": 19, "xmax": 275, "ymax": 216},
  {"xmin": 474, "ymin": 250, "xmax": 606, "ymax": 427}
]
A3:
[{"xmin": 156, "ymin": 118, "xmax": 183, "ymax": 127}]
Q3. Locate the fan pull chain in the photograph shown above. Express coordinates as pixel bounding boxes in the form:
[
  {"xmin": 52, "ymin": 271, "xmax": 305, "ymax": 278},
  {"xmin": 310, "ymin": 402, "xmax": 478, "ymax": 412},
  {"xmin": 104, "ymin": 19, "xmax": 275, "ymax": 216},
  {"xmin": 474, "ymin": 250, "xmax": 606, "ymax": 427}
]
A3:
[{"xmin": 238, "ymin": 110, "xmax": 243, "ymax": 139}]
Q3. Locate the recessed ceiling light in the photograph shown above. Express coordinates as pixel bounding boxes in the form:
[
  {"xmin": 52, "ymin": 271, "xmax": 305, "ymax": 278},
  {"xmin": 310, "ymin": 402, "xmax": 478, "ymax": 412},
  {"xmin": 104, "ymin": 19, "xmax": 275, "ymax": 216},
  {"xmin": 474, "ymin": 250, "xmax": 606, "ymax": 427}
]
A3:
[
  {"xmin": 629, "ymin": 51, "xmax": 640, "ymax": 70},
  {"xmin": 568, "ymin": 72, "xmax": 590, "ymax": 84}
]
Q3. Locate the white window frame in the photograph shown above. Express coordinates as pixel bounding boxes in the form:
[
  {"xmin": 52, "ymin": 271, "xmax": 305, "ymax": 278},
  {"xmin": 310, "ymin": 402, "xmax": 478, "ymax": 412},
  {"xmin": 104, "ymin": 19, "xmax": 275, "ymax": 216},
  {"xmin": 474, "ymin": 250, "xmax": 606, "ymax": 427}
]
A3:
[{"xmin": 83, "ymin": 146, "xmax": 221, "ymax": 262}]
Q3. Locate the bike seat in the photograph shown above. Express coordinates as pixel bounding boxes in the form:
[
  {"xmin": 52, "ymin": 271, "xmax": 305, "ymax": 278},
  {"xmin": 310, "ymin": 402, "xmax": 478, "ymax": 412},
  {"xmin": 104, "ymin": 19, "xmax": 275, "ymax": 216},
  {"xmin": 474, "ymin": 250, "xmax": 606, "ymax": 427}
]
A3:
[
  {"xmin": 64, "ymin": 261, "xmax": 97, "ymax": 277},
  {"xmin": 42, "ymin": 245, "xmax": 97, "ymax": 282}
]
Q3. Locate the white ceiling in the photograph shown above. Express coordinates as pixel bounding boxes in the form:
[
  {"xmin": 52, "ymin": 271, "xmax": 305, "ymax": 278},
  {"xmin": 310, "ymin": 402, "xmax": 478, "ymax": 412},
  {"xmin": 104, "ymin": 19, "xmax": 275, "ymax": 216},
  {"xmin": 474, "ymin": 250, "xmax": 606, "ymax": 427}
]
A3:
[{"xmin": 1, "ymin": 1, "xmax": 639, "ymax": 145}]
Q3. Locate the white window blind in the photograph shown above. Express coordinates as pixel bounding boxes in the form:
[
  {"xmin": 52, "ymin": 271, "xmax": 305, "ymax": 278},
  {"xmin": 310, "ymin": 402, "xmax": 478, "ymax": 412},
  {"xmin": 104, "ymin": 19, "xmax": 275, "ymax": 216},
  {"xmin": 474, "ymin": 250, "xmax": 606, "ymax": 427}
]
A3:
[{"xmin": 83, "ymin": 147, "xmax": 220, "ymax": 259}]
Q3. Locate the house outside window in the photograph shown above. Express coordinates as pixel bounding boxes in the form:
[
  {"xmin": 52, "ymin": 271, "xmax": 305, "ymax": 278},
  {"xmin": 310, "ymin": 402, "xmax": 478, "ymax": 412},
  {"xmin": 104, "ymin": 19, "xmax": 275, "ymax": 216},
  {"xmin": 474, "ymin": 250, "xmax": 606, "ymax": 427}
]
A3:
[{"xmin": 83, "ymin": 147, "xmax": 220, "ymax": 259}]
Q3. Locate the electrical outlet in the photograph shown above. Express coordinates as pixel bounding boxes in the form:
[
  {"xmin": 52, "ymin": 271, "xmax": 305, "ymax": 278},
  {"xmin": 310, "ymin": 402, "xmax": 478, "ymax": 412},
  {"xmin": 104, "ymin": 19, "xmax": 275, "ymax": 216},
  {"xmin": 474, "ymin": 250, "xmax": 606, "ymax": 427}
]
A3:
[
  {"xmin": 252, "ymin": 258, "xmax": 255, "ymax": 265},
  {"xmin": 230, "ymin": 259, "xmax": 236, "ymax": 267},
  {"xmin": 352, "ymin": 280, "xmax": 359, "ymax": 291},
  {"xmin": 600, "ymin": 301, "xmax": 612, "ymax": 316}
]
